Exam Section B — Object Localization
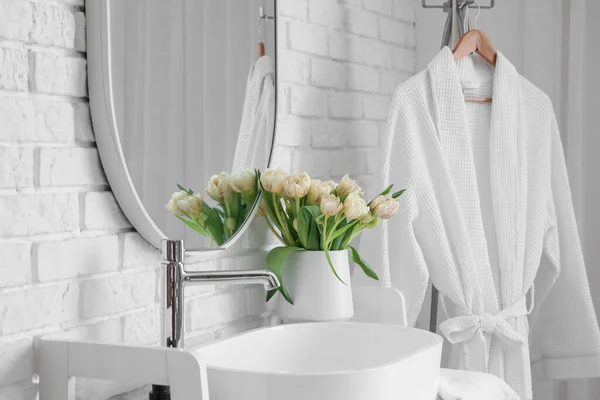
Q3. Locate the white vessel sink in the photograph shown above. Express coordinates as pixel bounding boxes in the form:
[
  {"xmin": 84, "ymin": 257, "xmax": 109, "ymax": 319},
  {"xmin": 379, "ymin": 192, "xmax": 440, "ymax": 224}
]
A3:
[{"xmin": 194, "ymin": 322, "xmax": 443, "ymax": 400}]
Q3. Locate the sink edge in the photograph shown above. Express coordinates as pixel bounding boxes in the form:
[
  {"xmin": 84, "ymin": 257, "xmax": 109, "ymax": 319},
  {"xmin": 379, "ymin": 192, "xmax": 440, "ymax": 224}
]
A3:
[{"xmin": 193, "ymin": 322, "xmax": 443, "ymax": 377}]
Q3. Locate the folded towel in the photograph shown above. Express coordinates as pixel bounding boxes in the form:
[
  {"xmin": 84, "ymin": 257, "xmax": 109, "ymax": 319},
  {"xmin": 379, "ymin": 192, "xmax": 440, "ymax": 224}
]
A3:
[
  {"xmin": 438, "ymin": 368, "xmax": 521, "ymax": 400},
  {"xmin": 438, "ymin": 374, "xmax": 462, "ymax": 400}
]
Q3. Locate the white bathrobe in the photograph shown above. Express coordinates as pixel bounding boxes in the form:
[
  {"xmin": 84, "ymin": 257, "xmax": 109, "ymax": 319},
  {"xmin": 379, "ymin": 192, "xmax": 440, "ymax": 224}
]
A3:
[
  {"xmin": 371, "ymin": 47, "xmax": 600, "ymax": 399},
  {"xmin": 232, "ymin": 55, "xmax": 275, "ymax": 172}
]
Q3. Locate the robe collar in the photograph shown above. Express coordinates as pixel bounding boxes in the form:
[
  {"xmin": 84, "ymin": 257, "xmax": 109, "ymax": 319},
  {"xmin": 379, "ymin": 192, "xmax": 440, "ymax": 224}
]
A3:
[{"xmin": 427, "ymin": 47, "xmax": 522, "ymax": 312}]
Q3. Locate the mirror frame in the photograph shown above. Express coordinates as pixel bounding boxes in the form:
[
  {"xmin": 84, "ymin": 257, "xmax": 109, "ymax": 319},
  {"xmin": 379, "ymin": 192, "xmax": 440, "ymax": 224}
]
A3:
[{"xmin": 87, "ymin": 0, "xmax": 278, "ymax": 251}]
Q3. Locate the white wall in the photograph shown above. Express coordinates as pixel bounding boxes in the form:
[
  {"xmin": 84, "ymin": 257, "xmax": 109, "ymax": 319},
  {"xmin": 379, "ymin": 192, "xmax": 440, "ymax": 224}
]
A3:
[
  {"xmin": 416, "ymin": 1, "xmax": 569, "ymax": 129},
  {"xmin": 0, "ymin": 0, "xmax": 417, "ymax": 398},
  {"xmin": 0, "ymin": 1, "xmax": 269, "ymax": 399},
  {"xmin": 273, "ymin": 0, "xmax": 418, "ymax": 199}
]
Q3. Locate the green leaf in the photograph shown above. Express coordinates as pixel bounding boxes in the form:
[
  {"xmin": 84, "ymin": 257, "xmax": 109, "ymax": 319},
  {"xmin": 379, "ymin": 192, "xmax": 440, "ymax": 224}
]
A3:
[
  {"xmin": 266, "ymin": 246, "xmax": 304, "ymax": 304},
  {"xmin": 304, "ymin": 205, "xmax": 321, "ymax": 220},
  {"xmin": 331, "ymin": 218, "xmax": 347, "ymax": 250},
  {"xmin": 229, "ymin": 192, "xmax": 242, "ymax": 222},
  {"xmin": 325, "ymin": 249, "xmax": 346, "ymax": 285},
  {"xmin": 297, "ymin": 207, "xmax": 312, "ymax": 249},
  {"xmin": 204, "ymin": 208, "xmax": 225, "ymax": 245},
  {"xmin": 176, "ymin": 216, "xmax": 208, "ymax": 236},
  {"xmin": 368, "ymin": 185, "xmax": 393, "ymax": 206},
  {"xmin": 266, "ymin": 289, "xmax": 278, "ymax": 302},
  {"xmin": 392, "ymin": 189, "xmax": 406, "ymax": 199},
  {"xmin": 329, "ymin": 219, "xmax": 359, "ymax": 242},
  {"xmin": 348, "ymin": 245, "xmax": 379, "ymax": 281},
  {"xmin": 214, "ymin": 207, "xmax": 225, "ymax": 219},
  {"xmin": 177, "ymin": 183, "xmax": 194, "ymax": 195},
  {"xmin": 297, "ymin": 206, "xmax": 321, "ymax": 250},
  {"xmin": 380, "ymin": 184, "xmax": 394, "ymax": 196}
]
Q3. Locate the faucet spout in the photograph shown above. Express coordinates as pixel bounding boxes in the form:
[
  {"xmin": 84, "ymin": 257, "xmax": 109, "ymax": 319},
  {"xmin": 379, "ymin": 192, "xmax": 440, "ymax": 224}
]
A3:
[
  {"xmin": 161, "ymin": 238, "xmax": 280, "ymax": 350},
  {"xmin": 182, "ymin": 269, "xmax": 280, "ymax": 290}
]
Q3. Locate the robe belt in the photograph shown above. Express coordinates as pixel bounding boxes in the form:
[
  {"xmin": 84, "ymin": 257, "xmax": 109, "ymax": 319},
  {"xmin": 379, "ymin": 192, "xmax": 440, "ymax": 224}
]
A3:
[{"xmin": 439, "ymin": 294, "xmax": 532, "ymax": 373}]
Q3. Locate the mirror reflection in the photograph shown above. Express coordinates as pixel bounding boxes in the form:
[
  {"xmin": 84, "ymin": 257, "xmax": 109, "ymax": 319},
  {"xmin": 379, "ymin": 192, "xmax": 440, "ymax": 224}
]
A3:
[{"xmin": 110, "ymin": 0, "xmax": 276, "ymax": 249}]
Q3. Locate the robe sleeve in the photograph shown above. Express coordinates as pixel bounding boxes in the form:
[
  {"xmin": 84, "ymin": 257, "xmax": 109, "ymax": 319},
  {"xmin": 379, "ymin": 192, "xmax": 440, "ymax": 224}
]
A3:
[
  {"xmin": 530, "ymin": 114, "xmax": 600, "ymax": 380},
  {"xmin": 357, "ymin": 89, "xmax": 430, "ymax": 327}
]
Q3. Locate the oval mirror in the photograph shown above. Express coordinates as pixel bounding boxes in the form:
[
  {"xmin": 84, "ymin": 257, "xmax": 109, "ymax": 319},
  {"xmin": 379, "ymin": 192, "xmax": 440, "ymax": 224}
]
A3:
[{"xmin": 88, "ymin": 0, "xmax": 277, "ymax": 250}]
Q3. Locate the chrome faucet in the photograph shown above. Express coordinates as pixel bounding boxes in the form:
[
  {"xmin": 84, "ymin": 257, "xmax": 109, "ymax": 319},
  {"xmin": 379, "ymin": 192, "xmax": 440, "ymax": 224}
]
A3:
[{"xmin": 161, "ymin": 239, "xmax": 279, "ymax": 349}]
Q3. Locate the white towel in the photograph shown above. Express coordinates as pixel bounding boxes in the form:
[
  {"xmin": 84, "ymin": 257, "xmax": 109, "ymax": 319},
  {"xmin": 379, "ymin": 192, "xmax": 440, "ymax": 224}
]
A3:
[
  {"xmin": 232, "ymin": 55, "xmax": 275, "ymax": 172},
  {"xmin": 438, "ymin": 368, "xmax": 520, "ymax": 400}
]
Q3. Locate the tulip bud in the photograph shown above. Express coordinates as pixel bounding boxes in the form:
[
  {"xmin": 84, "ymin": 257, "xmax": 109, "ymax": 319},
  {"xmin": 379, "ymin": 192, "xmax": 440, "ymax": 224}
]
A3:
[
  {"xmin": 230, "ymin": 169, "xmax": 256, "ymax": 193},
  {"xmin": 320, "ymin": 194, "xmax": 343, "ymax": 216},
  {"xmin": 225, "ymin": 217, "xmax": 237, "ymax": 232},
  {"xmin": 359, "ymin": 212, "xmax": 374, "ymax": 224},
  {"xmin": 283, "ymin": 172, "xmax": 311, "ymax": 199},
  {"xmin": 337, "ymin": 175, "xmax": 362, "ymax": 200},
  {"xmin": 219, "ymin": 175, "xmax": 235, "ymax": 196},
  {"xmin": 206, "ymin": 172, "xmax": 229, "ymax": 202},
  {"xmin": 343, "ymin": 192, "xmax": 370, "ymax": 220},
  {"xmin": 165, "ymin": 190, "xmax": 188, "ymax": 216},
  {"xmin": 176, "ymin": 193, "xmax": 204, "ymax": 216},
  {"xmin": 307, "ymin": 179, "xmax": 336, "ymax": 205},
  {"xmin": 260, "ymin": 168, "xmax": 288, "ymax": 194},
  {"xmin": 371, "ymin": 194, "xmax": 400, "ymax": 219}
]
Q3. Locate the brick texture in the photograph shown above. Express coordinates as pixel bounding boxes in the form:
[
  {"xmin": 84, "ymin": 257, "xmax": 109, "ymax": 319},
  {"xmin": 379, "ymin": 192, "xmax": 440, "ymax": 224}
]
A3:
[
  {"xmin": 0, "ymin": 0, "xmax": 417, "ymax": 397},
  {"xmin": 273, "ymin": 0, "xmax": 417, "ymax": 202}
]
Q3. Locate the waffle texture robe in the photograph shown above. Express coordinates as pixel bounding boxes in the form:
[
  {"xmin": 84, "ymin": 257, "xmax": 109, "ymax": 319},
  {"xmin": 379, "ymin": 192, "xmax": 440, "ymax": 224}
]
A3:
[
  {"xmin": 232, "ymin": 55, "xmax": 275, "ymax": 172},
  {"xmin": 374, "ymin": 47, "xmax": 600, "ymax": 399}
]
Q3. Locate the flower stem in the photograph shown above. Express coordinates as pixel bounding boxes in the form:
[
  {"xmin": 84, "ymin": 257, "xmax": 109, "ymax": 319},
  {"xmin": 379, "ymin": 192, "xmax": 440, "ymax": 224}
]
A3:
[
  {"xmin": 340, "ymin": 222, "xmax": 365, "ymax": 249},
  {"xmin": 272, "ymin": 195, "xmax": 294, "ymax": 246},
  {"xmin": 322, "ymin": 215, "xmax": 328, "ymax": 250},
  {"xmin": 264, "ymin": 214, "xmax": 285, "ymax": 244}
]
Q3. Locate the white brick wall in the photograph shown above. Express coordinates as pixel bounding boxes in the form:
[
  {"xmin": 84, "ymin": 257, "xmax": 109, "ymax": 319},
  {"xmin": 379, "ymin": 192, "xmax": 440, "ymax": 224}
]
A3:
[
  {"xmin": 0, "ymin": 0, "xmax": 417, "ymax": 398},
  {"xmin": 0, "ymin": 1, "xmax": 274, "ymax": 399},
  {"xmin": 273, "ymin": 0, "xmax": 417, "ymax": 198}
]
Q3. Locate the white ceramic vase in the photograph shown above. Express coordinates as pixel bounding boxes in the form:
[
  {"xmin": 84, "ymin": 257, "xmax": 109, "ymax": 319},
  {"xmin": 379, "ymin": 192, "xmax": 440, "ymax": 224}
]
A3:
[{"xmin": 277, "ymin": 250, "xmax": 354, "ymax": 323}]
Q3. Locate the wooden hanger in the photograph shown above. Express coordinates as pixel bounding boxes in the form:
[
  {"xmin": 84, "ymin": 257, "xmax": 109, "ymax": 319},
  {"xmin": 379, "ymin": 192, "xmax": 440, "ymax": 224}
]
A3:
[
  {"xmin": 257, "ymin": 42, "xmax": 265, "ymax": 58},
  {"xmin": 452, "ymin": 29, "xmax": 496, "ymax": 103}
]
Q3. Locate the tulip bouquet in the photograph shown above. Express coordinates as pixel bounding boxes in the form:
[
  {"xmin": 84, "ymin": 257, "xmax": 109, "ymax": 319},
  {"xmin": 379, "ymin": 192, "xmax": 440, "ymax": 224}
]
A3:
[
  {"xmin": 259, "ymin": 168, "xmax": 404, "ymax": 304},
  {"xmin": 165, "ymin": 169, "xmax": 259, "ymax": 246}
]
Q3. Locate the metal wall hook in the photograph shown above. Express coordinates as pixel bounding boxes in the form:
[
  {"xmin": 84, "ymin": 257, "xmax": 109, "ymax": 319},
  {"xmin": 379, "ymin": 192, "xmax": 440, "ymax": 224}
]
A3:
[
  {"xmin": 258, "ymin": 6, "xmax": 274, "ymax": 41},
  {"xmin": 422, "ymin": 0, "xmax": 494, "ymax": 10}
]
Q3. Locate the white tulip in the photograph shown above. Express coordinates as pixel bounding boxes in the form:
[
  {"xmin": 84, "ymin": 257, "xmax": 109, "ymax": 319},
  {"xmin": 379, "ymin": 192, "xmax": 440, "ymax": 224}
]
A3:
[
  {"xmin": 219, "ymin": 175, "xmax": 235, "ymax": 196},
  {"xmin": 307, "ymin": 179, "xmax": 336, "ymax": 205},
  {"xmin": 360, "ymin": 212, "xmax": 374, "ymax": 224},
  {"xmin": 337, "ymin": 175, "xmax": 362, "ymax": 199},
  {"xmin": 343, "ymin": 192, "xmax": 370, "ymax": 220},
  {"xmin": 165, "ymin": 190, "xmax": 188, "ymax": 216},
  {"xmin": 260, "ymin": 168, "xmax": 288, "ymax": 194},
  {"xmin": 230, "ymin": 169, "xmax": 256, "ymax": 193},
  {"xmin": 371, "ymin": 194, "xmax": 400, "ymax": 219},
  {"xmin": 320, "ymin": 194, "xmax": 343, "ymax": 216},
  {"xmin": 206, "ymin": 172, "xmax": 229, "ymax": 201},
  {"xmin": 177, "ymin": 193, "xmax": 204, "ymax": 216},
  {"xmin": 283, "ymin": 172, "xmax": 311, "ymax": 199}
]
